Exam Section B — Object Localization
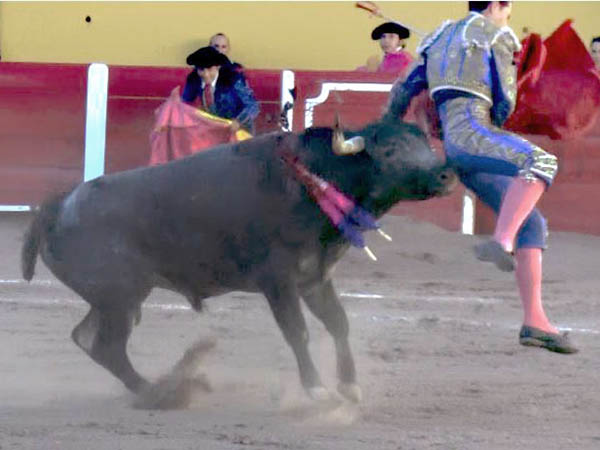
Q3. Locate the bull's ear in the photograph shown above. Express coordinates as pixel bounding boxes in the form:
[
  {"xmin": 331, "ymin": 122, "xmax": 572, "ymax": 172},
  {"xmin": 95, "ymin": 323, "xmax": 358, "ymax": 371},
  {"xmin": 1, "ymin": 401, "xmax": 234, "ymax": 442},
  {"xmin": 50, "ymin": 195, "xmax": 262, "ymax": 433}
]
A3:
[
  {"xmin": 334, "ymin": 112, "xmax": 342, "ymax": 131},
  {"xmin": 332, "ymin": 113, "xmax": 365, "ymax": 155}
]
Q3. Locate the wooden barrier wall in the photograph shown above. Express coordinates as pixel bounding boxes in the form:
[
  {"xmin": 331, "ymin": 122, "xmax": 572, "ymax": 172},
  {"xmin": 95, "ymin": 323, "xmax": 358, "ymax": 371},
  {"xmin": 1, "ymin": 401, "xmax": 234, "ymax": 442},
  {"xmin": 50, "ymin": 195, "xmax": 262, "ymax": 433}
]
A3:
[
  {"xmin": 0, "ymin": 62, "xmax": 598, "ymax": 235},
  {"xmin": 0, "ymin": 63, "xmax": 282, "ymax": 204}
]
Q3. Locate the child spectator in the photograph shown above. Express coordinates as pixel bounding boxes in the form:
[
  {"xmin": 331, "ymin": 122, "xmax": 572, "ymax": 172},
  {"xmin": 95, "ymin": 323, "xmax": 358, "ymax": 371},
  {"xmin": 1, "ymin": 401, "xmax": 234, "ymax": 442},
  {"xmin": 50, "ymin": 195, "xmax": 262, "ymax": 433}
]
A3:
[{"xmin": 356, "ymin": 22, "xmax": 414, "ymax": 77}]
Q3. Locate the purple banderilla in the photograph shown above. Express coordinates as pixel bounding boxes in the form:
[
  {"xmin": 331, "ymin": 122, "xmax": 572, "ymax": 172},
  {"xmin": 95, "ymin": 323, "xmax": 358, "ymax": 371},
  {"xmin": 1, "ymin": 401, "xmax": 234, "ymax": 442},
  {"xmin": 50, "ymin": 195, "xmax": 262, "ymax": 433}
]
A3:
[{"xmin": 281, "ymin": 152, "xmax": 391, "ymax": 260}]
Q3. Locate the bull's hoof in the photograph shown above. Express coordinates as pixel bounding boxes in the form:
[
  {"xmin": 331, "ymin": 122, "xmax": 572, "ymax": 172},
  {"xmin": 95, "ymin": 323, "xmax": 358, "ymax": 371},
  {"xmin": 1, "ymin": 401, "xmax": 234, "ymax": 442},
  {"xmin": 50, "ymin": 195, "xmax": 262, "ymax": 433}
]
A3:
[
  {"xmin": 133, "ymin": 374, "xmax": 212, "ymax": 410},
  {"xmin": 337, "ymin": 382, "xmax": 362, "ymax": 403},
  {"xmin": 307, "ymin": 386, "xmax": 330, "ymax": 402}
]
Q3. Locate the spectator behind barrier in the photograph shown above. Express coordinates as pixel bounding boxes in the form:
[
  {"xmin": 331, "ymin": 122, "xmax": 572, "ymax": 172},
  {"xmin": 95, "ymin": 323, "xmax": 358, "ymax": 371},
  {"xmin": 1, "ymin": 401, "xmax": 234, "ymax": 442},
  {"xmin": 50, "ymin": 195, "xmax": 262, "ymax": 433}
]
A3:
[
  {"xmin": 209, "ymin": 32, "xmax": 244, "ymax": 71},
  {"xmin": 356, "ymin": 22, "xmax": 414, "ymax": 77},
  {"xmin": 182, "ymin": 46, "xmax": 259, "ymax": 133},
  {"xmin": 209, "ymin": 33, "xmax": 230, "ymax": 55}
]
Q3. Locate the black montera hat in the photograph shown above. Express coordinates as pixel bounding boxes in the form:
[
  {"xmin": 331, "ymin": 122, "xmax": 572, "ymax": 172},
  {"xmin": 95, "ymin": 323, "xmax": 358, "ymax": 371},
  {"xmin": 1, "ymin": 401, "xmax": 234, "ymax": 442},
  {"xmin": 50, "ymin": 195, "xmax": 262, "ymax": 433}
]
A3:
[
  {"xmin": 186, "ymin": 46, "xmax": 231, "ymax": 68},
  {"xmin": 371, "ymin": 22, "xmax": 410, "ymax": 40}
]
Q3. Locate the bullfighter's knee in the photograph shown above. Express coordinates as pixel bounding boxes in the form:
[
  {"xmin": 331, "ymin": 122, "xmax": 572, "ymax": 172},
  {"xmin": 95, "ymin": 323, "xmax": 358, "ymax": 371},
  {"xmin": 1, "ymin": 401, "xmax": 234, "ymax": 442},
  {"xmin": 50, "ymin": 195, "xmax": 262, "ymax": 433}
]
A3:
[{"xmin": 516, "ymin": 209, "xmax": 548, "ymax": 250}]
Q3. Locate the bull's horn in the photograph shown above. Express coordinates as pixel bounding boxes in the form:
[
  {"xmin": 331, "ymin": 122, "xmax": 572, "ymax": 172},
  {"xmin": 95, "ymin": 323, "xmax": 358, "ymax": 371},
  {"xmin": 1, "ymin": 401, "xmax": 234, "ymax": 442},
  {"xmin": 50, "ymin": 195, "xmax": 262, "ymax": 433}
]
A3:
[
  {"xmin": 332, "ymin": 128, "xmax": 365, "ymax": 155},
  {"xmin": 332, "ymin": 113, "xmax": 365, "ymax": 155}
]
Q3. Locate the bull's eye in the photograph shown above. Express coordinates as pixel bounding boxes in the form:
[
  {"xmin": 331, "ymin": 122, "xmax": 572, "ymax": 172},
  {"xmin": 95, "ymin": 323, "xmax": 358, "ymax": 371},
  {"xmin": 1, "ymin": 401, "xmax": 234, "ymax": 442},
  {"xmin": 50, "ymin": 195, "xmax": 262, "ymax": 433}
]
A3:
[{"xmin": 384, "ymin": 149, "xmax": 394, "ymax": 158}]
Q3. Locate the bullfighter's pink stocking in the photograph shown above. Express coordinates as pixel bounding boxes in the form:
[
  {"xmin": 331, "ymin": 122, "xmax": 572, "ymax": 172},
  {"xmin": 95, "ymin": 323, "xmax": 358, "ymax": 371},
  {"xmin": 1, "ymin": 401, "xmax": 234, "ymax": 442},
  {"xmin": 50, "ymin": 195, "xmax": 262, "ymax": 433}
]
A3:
[
  {"xmin": 493, "ymin": 177, "xmax": 545, "ymax": 253},
  {"xmin": 515, "ymin": 248, "xmax": 558, "ymax": 333}
]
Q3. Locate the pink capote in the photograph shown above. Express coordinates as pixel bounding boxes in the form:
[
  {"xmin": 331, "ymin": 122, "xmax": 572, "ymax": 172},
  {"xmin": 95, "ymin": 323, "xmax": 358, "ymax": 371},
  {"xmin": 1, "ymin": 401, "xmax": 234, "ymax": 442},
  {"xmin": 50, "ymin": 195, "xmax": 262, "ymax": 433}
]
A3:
[{"xmin": 149, "ymin": 87, "xmax": 247, "ymax": 166}]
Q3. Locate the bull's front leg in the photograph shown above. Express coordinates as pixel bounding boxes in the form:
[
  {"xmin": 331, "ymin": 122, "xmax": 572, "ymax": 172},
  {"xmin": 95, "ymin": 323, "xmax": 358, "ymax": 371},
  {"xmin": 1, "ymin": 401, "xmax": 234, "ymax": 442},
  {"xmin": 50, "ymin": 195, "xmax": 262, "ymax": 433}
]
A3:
[
  {"xmin": 300, "ymin": 279, "xmax": 362, "ymax": 403},
  {"xmin": 260, "ymin": 277, "xmax": 328, "ymax": 401}
]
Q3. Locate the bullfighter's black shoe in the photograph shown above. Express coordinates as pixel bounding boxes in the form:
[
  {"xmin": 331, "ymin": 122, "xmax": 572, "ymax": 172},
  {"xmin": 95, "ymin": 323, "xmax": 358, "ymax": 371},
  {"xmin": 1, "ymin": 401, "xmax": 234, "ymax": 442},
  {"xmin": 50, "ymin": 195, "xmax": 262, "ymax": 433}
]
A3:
[
  {"xmin": 519, "ymin": 325, "xmax": 579, "ymax": 354},
  {"xmin": 474, "ymin": 239, "xmax": 515, "ymax": 272}
]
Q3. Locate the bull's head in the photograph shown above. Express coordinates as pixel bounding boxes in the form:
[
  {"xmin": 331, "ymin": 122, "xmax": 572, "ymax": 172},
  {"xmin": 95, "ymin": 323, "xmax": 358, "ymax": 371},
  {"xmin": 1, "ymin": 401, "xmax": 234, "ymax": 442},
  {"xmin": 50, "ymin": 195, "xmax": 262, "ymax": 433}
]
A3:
[{"xmin": 331, "ymin": 119, "xmax": 457, "ymax": 215}]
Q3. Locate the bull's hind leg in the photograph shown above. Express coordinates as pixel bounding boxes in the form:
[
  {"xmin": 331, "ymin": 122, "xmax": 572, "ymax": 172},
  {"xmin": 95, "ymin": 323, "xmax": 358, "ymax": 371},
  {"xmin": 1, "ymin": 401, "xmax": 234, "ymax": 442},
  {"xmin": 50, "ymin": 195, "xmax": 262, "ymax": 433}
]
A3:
[
  {"xmin": 260, "ymin": 278, "xmax": 328, "ymax": 401},
  {"xmin": 45, "ymin": 229, "xmax": 153, "ymax": 393},
  {"xmin": 72, "ymin": 304, "xmax": 148, "ymax": 393},
  {"xmin": 300, "ymin": 280, "xmax": 362, "ymax": 403}
]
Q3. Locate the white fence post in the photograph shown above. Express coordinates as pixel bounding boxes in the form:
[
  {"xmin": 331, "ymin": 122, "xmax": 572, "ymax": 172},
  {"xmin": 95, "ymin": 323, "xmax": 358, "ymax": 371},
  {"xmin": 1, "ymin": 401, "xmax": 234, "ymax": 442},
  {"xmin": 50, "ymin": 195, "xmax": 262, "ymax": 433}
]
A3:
[
  {"xmin": 461, "ymin": 190, "xmax": 476, "ymax": 235},
  {"xmin": 280, "ymin": 70, "xmax": 295, "ymax": 132},
  {"xmin": 83, "ymin": 63, "xmax": 109, "ymax": 182}
]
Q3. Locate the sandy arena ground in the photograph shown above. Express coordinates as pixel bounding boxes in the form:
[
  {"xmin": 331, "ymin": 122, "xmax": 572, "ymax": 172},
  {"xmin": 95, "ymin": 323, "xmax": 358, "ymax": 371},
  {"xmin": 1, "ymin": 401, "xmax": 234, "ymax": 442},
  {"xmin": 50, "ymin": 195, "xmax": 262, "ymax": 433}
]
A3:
[{"xmin": 1, "ymin": 211, "xmax": 599, "ymax": 450}]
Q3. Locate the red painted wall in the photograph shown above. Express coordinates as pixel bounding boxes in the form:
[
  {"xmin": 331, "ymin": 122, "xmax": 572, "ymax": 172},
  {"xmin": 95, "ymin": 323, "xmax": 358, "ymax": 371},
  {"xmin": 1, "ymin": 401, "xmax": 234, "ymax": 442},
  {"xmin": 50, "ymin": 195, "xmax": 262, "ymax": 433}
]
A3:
[
  {"xmin": 1, "ymin": 62, "xmax": 597, "ymax": 236},
  {"xmin": 0, "ymin": 63, "xmax": 87, "ymax": 204},
  {"xmin": 0, "ymin": 63, "xmax": 283, "ymax": 205}
]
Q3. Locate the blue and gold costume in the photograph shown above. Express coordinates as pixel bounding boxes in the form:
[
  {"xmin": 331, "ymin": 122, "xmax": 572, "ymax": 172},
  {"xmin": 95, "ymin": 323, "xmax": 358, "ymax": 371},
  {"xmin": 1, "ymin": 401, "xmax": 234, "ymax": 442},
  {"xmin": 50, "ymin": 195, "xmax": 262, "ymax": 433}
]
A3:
[
  {"xmin": 182, "ymin": 64, "xmax": 260, "ymax": 133},
  {"xmin": 384, "ymin": 12, "xmax": 557, "ymax": 249}
]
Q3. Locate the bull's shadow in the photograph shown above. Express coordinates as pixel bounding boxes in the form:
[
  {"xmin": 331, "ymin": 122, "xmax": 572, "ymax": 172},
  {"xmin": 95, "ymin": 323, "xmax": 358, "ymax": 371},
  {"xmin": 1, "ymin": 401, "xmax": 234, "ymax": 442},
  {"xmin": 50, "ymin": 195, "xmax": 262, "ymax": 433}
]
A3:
[{"xmin": 21, "ymin": 119, "xmax": 455, "ymax": 408}]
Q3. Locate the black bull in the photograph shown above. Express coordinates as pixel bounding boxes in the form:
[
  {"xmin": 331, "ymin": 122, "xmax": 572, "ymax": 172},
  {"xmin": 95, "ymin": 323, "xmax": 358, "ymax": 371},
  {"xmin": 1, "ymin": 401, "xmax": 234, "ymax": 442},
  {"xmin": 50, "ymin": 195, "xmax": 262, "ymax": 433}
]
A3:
[{"xmin": 21, "ymin": 120, "xmax": 455, "ymax": 403}]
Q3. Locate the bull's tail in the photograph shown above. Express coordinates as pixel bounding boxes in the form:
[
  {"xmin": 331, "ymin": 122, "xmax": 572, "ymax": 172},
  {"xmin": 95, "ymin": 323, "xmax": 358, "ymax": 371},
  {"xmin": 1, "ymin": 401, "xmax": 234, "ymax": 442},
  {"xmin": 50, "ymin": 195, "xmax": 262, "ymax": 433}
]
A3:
[{"xmin": 21, "ymin": 193, "xmax": 68, "ymax": 281}]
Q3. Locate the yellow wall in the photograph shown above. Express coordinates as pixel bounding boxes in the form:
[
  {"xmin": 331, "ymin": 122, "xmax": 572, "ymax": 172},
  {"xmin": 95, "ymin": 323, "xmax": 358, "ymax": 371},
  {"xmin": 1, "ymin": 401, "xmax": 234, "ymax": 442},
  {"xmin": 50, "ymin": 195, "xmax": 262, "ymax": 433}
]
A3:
[{"xmin": 1, "ymin": 1, "xmax": 598, "ymax": 70}]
